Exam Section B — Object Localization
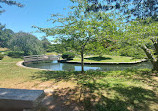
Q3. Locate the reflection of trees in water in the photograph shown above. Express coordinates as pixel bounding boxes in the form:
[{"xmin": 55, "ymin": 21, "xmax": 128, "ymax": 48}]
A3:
[{"xmin": 62, "ymin": 63, "xmax": 75, "ymax": 71}]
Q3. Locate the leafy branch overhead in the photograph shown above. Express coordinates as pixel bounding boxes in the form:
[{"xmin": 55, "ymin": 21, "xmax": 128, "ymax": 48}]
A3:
[
  {"xmin": 34, "ymin": 0, "xmax": 118, "ymax": 72},
  {"xmin": 86, "ymin": 0, "xmax": 158, "ymax": 21},
  {"xmin": 0, "ymin": 0, "xmax": 23, "ymax": 13}
]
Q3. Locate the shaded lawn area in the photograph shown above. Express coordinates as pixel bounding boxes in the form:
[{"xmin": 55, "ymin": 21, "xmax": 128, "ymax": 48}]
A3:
[
  {"xmin": 70, "ymin": 55, "xmax": 141, "ymax": 63},
  {"xmin": 0, "ymin": 57, "xmax": 157, "ymax": 111},
  {"xmin": 33, "ymin": 69, "xmax": 158, "ymax": 111}
]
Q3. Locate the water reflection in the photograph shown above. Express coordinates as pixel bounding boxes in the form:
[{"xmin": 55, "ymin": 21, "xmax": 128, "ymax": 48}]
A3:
[
  {"xmin": 25, "ymin": 60, "xmax": 152, "ymax": 71},
  {"xmin": 62, "ymin": 63, "xmax": 75, "ymax": 71}
]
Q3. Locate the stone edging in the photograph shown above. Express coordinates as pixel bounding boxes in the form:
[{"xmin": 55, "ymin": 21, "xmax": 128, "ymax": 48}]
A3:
[
  {"xmin": 16, "ymin": 61, "xmax": 50, "ymax": 71},
  {"xmin": 58, "ymin": 59, "xmax": 148, "ymax": 65}
]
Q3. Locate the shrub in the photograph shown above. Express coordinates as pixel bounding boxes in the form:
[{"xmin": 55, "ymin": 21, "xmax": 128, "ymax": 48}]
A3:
[
  {"xmin": 0, "ymin": 54, "xmax": 4, "ymax": 60},
  {"xmin": 62, "ymin": 52, "xmax": 75, "ymax": 60},
  {"xmin": 8, "ymin": 51, "xmax": 24, "ymax": 58}
]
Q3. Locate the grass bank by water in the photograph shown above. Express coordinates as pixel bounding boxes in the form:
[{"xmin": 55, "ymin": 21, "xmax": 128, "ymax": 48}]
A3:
[{"xmin": 70, "ymin": 55, "xmax": 141, "ymax": 63}]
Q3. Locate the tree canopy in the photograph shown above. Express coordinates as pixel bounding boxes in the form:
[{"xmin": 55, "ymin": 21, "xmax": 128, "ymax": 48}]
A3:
[
  {"xmin": 35, "ymin": 0, "xmax": 118, "ymax": 72},
  {"xmin": 0, "ymin": 24, "xmax": 14, "ymax": 48},
  {"xmin": 86, "ymin": 0, "xmax": 158, "ymax": 20},
  {"xmin": 9, "ymin": 32, "xmax": 44, "ymax": 56},
  {"xmin": 123, "ymin": 18, "xmax": 158, "ymax": 71}
]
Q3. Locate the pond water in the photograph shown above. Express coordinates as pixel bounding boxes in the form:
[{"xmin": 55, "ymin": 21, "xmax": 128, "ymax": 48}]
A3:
[{"xmin": 24, "ymin": 60, "xmax": 152, "ymax": 71}]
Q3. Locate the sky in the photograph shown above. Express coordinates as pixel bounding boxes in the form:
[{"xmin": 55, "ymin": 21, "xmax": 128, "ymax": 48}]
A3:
[{"xmin": 0, "ymin": 0, "xmax": 73, "ymax": 40}]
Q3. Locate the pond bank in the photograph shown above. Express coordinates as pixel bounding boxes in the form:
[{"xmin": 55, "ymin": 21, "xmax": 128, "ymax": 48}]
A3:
[{"xmin": 58, "ymin": 59, "xmax": 148, "ymax": 65}]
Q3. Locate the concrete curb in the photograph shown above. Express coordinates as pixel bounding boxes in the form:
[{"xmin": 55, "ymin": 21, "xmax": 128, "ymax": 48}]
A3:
[{"xmin": 16, "ymin": 61, "xmax": 51, "ymax": 71}]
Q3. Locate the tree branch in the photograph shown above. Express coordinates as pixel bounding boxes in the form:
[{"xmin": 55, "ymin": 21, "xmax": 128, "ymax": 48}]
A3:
[{"xmin": 141, "ymin": 45, "xmax": 156, "ymax": 64}]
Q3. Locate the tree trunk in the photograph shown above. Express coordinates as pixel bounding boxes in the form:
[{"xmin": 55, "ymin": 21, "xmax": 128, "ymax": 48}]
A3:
[
  {"xmin": 153, "ymin": 62, "xmax": 158, "ymax": 71},
  {"xmin": 81, "ymin": 48, "xmax": 84, "ymax": 73},
  {"xmin": 141, "ymin": 45, "xmax": 158, "ymax": 71}
]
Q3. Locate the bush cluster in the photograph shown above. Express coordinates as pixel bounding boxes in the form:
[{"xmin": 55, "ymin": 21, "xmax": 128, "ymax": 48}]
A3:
[
  {"xmin": 0, "ymin": 54, "xmax": 4, "ymax": 60},
  {"xmin": 8, "ymin": 51, "xmax": 24, "ymax": 58},
  {"xmin": 62, "ymin": 52, "xmax": 75, "ymax": 60}
]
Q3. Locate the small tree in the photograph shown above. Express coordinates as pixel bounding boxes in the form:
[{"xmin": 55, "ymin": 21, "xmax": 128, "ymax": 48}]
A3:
[{"xmin": 35, "ymin": 0, "xmax": 116, "ymax": 73}]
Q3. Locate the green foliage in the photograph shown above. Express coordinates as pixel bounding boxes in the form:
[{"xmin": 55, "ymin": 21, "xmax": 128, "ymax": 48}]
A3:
[
  {"xmin": 116, "ymin": 46, "xmax": 145, "ymax": 59},
  {"xmin": 9, "ymin": 32, "xmax": 44, "ymax": 56},
  {"xmin": 86, "ymin": 0, "xmax": 158, "ymax": 20},
  {"xmin": 124, "ymin": 18, "xmax": 158, "ymax": 45},
  {"xmin": 46, "ymin": 44, "xmax": 67, "ymax": 53},
  {"xmin": 122, "ymin": 18, "xmax": 158, "ymax": 71},
  {"xmin": 0, "ymin": 0, "xmax": 23, "ymax": 14},
  {"xmin": 0, "ymin": 24, "xmax": 14, "ymax": 48},
  {"xmin": 41, "ymin": 37, "xmax": 52, "ymax": 51},
  {"xmin": 8, "ymin": 51, "xmax": 24, "ymax": 58},
  {"xmin": 34, "ymin": 0, "xmax": 118, "ymax": 72},
  {"xmin": 0, "ymin": 53, "xmax": 4, "ymax": 60},
  {"xmin": 62, "ymin": 52, "xmax": 75, "ymax": 60}
]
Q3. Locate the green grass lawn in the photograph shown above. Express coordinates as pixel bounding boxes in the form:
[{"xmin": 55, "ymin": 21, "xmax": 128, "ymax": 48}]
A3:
[
  {"xmin": 0, "ymin": 56, "xmax": 157, "ymax": 111},
  {"xmin": 46, "ymin": 52, "xmax": 59, "ymax": 55},
  {"xmin": 70, "ymin": 55, "xmax": 141, "ymax": 63}
]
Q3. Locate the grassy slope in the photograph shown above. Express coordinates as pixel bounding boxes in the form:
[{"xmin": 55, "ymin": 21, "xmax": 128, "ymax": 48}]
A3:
[
  {"xmin": 70, "ymin": 55, "xmax": 140, "ymax": 63},
  {"xmin": 0, "ymin": 56, "xmax": 157, "ymax": 111}
]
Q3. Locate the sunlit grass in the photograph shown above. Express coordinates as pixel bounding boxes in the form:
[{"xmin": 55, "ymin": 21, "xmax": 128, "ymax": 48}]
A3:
[{"xmin": 71, "ymin": 55, "xmax": 140, "ymax": 63}]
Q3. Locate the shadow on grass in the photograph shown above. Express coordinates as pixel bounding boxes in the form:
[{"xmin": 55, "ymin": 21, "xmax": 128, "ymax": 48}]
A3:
[
  {"xmin": 32, "ymin": 70, "xmax": 158, "ymax": 111},
  {"xmin": 119, "ymin": 69, "xmax": 158, "ymax": 89},
  {"xmin": 32, "ymin": 71, "xmax": 107, "ymax": 82},
  {"xmin": 84, "ymin": 56, "xmax": 112, "ymax": 61}
]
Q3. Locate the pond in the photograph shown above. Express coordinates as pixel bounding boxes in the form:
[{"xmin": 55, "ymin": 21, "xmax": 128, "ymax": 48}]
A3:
[{"xmin": 24, "ymin": 60, "xmax": 152, "ymax": 71}]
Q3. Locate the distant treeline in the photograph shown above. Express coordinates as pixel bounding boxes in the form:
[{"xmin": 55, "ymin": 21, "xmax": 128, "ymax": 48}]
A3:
[
  {"xmin": 0, "ymin": 24, "xmax": 52, "ymax": 55},
  {"xmin": 0, "ymin": 23, "xmax": 146, "ymax": 58}
]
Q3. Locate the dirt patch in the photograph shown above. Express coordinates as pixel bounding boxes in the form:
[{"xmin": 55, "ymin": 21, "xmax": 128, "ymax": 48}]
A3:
[{"xmin": 40, "ymin": 87, "xmax": 81, "ymax": 111}]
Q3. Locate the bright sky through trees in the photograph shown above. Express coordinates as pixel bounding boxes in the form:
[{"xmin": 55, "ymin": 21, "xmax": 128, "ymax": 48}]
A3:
[{"xmin": 0, "ymin": 0, "xmax": 73, "ymax": 40}]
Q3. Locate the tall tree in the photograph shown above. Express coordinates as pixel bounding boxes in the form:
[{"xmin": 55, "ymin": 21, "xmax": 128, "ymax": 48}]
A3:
[
  {"xmin": 9, "ymin": 32, "xmax": 44, "ymax": 56},
  {"xmin": 0, "ymin": 24, "xmax": 14, "ymax": 47},
  {"xmin": 0, "ymin": 0, "xmax": 23, "ymax": 13},
  {"xmin": 35, "ymin": 0, "xmax": 117, "ymax": 73}
]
